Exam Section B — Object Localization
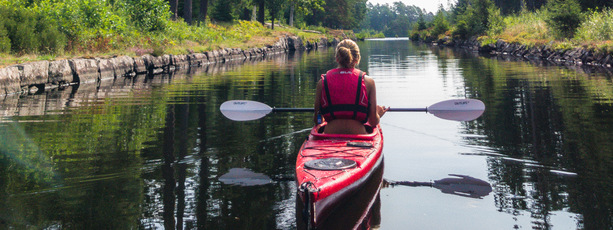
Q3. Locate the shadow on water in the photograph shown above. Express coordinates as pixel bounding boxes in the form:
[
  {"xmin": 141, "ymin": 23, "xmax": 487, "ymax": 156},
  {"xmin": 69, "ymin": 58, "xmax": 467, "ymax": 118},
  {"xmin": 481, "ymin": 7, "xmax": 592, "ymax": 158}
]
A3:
[{"xmin": 385, "ymin": 174, "xmax": 493, "ymax": 199}]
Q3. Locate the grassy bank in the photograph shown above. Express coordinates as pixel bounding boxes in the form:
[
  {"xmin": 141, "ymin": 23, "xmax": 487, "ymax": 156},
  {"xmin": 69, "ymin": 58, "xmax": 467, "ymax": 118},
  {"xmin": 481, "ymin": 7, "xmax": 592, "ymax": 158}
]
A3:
[
  {"xmin": 0, "ymin": 1, "xmax": 335, "ymax": 68},
  {"xmin": 410, "ymin": 1, "xmax": 613, "ymax": 57},
  {"xmin": 0, "ymin": 19, "xmax": 330, "ymax": 68},
  {"xmin": 481, "ymin": 8, "xmax": 613, "ymax": 54}
]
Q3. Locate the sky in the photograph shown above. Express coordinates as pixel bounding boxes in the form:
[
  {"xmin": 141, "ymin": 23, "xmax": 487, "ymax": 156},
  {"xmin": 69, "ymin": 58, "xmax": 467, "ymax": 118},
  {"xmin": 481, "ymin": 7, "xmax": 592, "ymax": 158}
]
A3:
[{"xmin": 367, "ymin": 0, "xmax": 454, "ymax": 13}]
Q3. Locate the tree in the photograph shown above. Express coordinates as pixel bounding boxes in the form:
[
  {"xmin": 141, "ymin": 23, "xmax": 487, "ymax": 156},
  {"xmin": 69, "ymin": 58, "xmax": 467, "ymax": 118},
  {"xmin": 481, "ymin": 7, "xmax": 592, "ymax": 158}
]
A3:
[
  {"xmin": 183, "ymin": 0, "xmax": 192, "ymax": 24},
  {"xmin": 255, "ymin": 0, "xmax": 265, "ymax": 24},
  {"xmin": 287, "ymin": 0, "xmax": 324, "ymax": 27},
  {"xmin": 267, "ymin": 0, "xmax": 286, "ymax": 29},
  {"xmin": 431, "ymin": 5, "xmax": 450, "ymax": 38},
  {"xmin": 211, "ymin": 0, "xmax": 234, "ymax": 21},
  {"xmin": 364, "ymin": 2, "xmax": 426, "ymax": 37},
  {"xmin": 169, "ymin": 0, "xmax": 178, "ymax": 20},
  {"xmin": 450, "ymin": 0, "xmax": 494, "ymax": 38},
  {"xmin": 321, "ymin": 0, "xmax": 367, "ymax": 29},
  {"xmin": 545, "ymin": 0, "xmax": 584, "ymax": 38},
  {"xmin": 198, "ymin": 0, "xmax": 208, "ymax": 24}
]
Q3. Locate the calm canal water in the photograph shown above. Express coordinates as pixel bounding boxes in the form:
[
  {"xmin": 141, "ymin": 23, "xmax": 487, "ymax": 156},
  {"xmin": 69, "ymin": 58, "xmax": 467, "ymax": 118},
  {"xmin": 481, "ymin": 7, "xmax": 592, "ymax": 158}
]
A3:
[{"xmin": 0, "ymin": 39, "xmax": 611, "ymax": 229}]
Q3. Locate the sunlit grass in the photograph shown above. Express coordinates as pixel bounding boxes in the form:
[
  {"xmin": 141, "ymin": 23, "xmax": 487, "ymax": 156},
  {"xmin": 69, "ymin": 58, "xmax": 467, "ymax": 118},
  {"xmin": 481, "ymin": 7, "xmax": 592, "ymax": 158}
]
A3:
[
  {"xmin": 484, "ymin": 9, "xmax": 613, "ymax": 53},
  {"xmin": 484, "ymin": 10, "xmax": 553, "ymax": 47},
  {"xmin": 0, "ymin": 19, "xmax": 330, "ymax": 68}
]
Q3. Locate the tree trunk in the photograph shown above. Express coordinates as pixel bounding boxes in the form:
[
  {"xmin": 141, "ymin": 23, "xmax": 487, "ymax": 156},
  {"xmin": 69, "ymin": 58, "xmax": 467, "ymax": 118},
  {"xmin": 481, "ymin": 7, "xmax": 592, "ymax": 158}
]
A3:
[
  {"xmin": 257, "ymin": 0, "xmax": 265, "ymax": 24},
  {"xmin": 169, "ymin": 0, "xmax": 178, "ymax": 20},
  {"xmin": 199, "ymin": 0, "xmax": 208, "ymax": 25},
  {"xmin": 289, "ymin": 5, "xmax": 294, "ymax": 27},
  {"xmin": 184, "ymin": 0, "xmax": 193, "ymax": 24},
  {"xmin": 252, "ymin": 6, "xmax": 257, "ymax": 21},
  {"xmin": 272, "ymin": 16, "xmax": 275, "ymax": 30}
]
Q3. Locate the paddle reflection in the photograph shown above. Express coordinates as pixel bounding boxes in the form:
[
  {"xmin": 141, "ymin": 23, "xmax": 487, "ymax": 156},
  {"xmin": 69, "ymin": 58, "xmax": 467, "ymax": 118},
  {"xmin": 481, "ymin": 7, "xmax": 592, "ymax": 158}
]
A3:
[
  {"xmin": 296, "ymin": 162, "xmax": 384, "ymax": 230},
  {"xmin": 384, "ymin": 174, "xmax": 492, "ymax": 199}
]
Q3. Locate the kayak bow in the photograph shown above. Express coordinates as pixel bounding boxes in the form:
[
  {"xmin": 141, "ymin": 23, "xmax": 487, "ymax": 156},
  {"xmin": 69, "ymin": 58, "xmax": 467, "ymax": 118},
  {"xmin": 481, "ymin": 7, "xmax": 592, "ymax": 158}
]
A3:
[{"xmin": 296, "ymin": 123, "xmax": 384, "ymax": 229}]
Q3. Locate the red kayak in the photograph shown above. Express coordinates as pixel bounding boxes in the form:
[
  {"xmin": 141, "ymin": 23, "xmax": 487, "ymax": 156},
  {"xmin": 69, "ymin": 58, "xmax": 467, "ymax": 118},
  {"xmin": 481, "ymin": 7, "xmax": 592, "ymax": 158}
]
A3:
[{"xmin": 296, "ymin": 123, "xmax": 384, "ymax": 229}]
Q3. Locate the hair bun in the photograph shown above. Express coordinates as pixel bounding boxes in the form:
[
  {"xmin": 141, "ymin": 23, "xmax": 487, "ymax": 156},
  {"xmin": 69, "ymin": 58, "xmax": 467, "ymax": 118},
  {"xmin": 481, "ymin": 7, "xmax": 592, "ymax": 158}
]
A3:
[
  {"xmin": 335, "ymin": 39, "xmax": 360, "ymax": 68},
  {"xmin": 337, "ymin": 47, "xmax": 353, "ymax": 68}
]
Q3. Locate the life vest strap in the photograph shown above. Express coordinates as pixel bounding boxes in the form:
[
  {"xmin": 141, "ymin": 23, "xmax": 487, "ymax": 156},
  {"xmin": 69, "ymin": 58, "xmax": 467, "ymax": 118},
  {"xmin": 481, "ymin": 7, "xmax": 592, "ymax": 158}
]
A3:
[{"xmin": 352, "ymin": 71, "xmax": 364, "ymax": 120}]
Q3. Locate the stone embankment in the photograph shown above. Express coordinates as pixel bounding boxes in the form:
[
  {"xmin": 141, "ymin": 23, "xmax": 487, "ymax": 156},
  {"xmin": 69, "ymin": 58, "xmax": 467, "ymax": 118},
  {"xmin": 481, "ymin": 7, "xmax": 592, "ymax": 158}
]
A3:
[
  {"xmin": 0, "ymin": 36, "xmax": 337, "ymax": 96},
  {"xmin": 443, "ymin": 38, "xmax": 613, "ymax": 69}
]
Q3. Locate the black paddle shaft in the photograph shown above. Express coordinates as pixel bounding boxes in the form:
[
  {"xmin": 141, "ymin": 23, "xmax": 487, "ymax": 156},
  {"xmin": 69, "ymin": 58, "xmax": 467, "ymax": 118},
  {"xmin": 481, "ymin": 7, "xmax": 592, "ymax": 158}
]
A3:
[
  {"xmin": 273, "ymin": 108, "xmax": 428, "ymax": 112},
  {"xmin": 272, "ymin": 108, "xmax": 315, "ymax": 112},
  {"xmin": 388, "ymin": 108, "xmax": 427, "ymax": 112}
]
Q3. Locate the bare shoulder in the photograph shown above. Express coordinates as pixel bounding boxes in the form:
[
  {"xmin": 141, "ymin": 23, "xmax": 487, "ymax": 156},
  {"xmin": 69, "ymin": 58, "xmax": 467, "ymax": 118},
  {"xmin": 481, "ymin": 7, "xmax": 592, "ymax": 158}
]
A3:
[{"xmin": 363, "ymin": 75, "xmax": 376, "ymax": 90}]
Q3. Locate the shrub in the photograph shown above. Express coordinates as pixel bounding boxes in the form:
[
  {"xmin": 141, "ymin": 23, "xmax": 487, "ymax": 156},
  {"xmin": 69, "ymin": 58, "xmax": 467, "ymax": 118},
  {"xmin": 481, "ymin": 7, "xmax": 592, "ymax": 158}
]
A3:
[
  {"xmin": 452, "ymin": 20, "xmax": 471, "ymax": 40},
  {"xmin": 487, "ymin": 6, "xmax": 504, "ymax": 36},
  {"xmin": 545, "ymin": 0, "xmax": 584, "ymax": 39},
  {"xmin": 35, "ymin": 14, "xmax": 67, "ymax": 54},
  {"xmin": 118, "ymin": 0, "xmax": 169, "ymax": 32},
  {"xmin": 3, "ymin": 7, "xmax": 40, "ymax": 54},
  {"xmin": 356, "ymin": 29, "xmax": 385, "ymax": 40},
  {"xmin": 431, "ymin": 11, "xmax": 450, "ymax": 39},
  {"xmin": 575, "ymin": 8, "xmax": 613, "ymax": 41},
  {"xmin": 0, "ymin": 9, "xmax": 11, "ymax": 53}
]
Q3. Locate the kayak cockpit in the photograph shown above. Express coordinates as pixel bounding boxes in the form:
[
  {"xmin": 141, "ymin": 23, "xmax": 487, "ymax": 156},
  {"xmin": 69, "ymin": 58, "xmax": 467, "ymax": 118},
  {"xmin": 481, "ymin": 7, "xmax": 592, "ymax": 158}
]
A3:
[{"xmin": 311, "ymin": 123, "xmax": 378, "ymax": 140}]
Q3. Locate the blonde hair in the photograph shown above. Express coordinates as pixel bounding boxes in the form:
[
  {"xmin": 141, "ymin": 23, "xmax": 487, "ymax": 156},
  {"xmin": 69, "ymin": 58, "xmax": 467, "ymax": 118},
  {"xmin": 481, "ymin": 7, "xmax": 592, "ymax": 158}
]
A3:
[{"xmin": 335, "ymin": 39, "xmax": 360, "ymax": 68}]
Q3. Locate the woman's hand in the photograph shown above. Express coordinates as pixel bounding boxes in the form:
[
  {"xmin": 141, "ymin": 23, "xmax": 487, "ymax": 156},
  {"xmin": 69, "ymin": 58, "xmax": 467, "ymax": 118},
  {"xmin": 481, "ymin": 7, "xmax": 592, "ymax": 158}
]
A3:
[{"xmin": 377, "ymin": 105, "xmax": 389, "ymax": 117}]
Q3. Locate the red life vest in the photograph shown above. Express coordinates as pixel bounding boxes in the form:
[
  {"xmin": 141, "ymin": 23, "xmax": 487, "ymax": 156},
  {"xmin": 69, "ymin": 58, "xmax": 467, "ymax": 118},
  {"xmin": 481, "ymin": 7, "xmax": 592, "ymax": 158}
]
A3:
[{"xmin": 319, "ymin": 68, "xmax": 369, "ymax": 123}]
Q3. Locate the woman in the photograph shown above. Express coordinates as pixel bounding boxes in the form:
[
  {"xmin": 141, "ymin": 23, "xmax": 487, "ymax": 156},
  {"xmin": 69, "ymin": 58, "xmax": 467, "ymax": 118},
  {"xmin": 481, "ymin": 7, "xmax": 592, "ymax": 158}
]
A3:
[{"xmin": 314, "ymin": 39, "xmax": 388, "ymax": 134}]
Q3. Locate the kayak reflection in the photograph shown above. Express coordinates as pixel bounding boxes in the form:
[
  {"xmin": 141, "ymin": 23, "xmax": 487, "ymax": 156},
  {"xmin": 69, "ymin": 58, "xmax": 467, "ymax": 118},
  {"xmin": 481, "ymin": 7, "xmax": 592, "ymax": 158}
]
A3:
[
  {"xmin": 297, "ymin": 162, "xmax": 384, "ymax": 230},
  {"xmin": 384, "ymin": 174, "xmax": 492, "ymax": 199}
]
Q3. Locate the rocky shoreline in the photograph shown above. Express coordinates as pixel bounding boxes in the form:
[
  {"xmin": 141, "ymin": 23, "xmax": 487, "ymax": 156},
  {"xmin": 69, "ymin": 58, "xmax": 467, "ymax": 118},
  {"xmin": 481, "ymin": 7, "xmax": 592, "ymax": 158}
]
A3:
[
  {"xmin": 445, "ymin": 38, "xmax": 613, "ymax": 69},
  {"xmin": 0, "ymin": 36, "xmax": 337, "ymax": 96}
]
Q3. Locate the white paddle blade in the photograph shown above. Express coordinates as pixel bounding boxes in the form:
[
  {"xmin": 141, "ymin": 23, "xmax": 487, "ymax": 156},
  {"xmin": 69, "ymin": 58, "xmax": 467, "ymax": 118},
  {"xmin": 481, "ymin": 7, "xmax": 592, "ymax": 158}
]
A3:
[
  {"xmin": 220, "ymin": 100, "xmax": 273, "ymax": 121},
  {"xmin": 427, "ymin": 99, "xmax": 485, "ymax": 121}
]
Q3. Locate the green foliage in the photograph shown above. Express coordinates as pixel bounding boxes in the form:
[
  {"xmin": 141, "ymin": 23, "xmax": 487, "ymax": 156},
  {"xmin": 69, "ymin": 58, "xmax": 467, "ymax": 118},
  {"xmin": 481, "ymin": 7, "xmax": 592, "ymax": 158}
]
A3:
[
  {"xmin": 118, "ymin": 0, "xmax": 170, "ymax": 32},
  {"xmin": 0, "ymin": 0, "xmax": 173, "ymax": 55},
  {"xmin": 0, "ymin": 5, "xmax": 66, "ymax": 54},
  {"xmin": 0, "ymin": 22, "xmax": 10, "ymax": 53},
  {"xmin": 364, "ymin": 2, "xmax": 427, "ymax": 37},
  {"xmin": 431, "ymin": 9, "xmax": 450, "ymax": 39},
  {"xmin": 451, "ymin": 0, "xmax": 495, "ymax": 39},
  {"xmin": 416, "ymin": 14, "xmax": 428, "ymax": 31},
  {"xmin": 355, "ymin": 29, "xmax": 384, "ymax": 40},
  {"xmin": 211, "ymin": 0, "xmax": 234, "ymax": 22},
  {"xmin": 267, "ymin": 0, "xmax": 287, "ymax": 29},
  {"xmin": 321, "ymin": 0, "xmax": 368, "ymax": 29},
  {"xmin": 487, "ymin": 6, "xmax": 505, "ymax": 36},
  {"xmin": 36, "ymin": 13, "xmax": 67, "ymax": 54},
  {"xmin": 3, "ymin": 6, "xmax": 39, "ymax": 54},
  {"xmin": 452, "ymin": 19, "xmax": 471, "ymax": 40},
  {"xmin": 545, "ymin": 0, "xmax": 584, "ymax": 39},
  {"xmin": 44, "ymin": 0, "xmax": 128, "ymax": 39},
  {"xmin": 575, "ymin": 8, "xmax": 613, "ymax": 41}
]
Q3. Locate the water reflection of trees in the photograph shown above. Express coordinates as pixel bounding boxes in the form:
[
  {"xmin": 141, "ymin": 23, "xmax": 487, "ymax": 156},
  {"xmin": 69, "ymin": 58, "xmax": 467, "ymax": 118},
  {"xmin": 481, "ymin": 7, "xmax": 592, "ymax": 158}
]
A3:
[
  {"xmin": 0, "ymin": 50, "xmax": 335, "ymax": 229},
  {"xmin": 454, "ymin": 54, "xmax": 612, "ymax": 229},
  {"xmin": 135, "ymin": 51, "xmax": 331, "ymax": 229}
]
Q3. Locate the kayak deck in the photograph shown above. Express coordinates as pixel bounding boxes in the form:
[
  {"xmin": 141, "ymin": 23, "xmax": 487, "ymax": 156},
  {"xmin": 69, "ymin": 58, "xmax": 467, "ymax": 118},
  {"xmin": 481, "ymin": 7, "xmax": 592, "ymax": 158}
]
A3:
[{"xmin": 296, "ymin": 123, "xmax": 384, "ymax": 229}]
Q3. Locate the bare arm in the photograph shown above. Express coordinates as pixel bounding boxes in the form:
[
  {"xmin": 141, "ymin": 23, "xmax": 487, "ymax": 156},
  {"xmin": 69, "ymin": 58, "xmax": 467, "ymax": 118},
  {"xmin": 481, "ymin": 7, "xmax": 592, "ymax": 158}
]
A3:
[
  {"xmin": 365, "ymin": 76, "xmax": 388, "ymax": 126},
  {"xmin": 314, "ymin": 79, "xmax": 323, "ymax": 124}
]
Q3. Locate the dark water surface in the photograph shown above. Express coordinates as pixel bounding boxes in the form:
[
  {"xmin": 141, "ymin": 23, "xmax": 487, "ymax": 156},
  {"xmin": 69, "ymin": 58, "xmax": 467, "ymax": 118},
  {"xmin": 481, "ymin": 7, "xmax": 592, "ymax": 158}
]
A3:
[{"xmin": 0, "ymin": 39, "xmax": 611, "ymax": 229}]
